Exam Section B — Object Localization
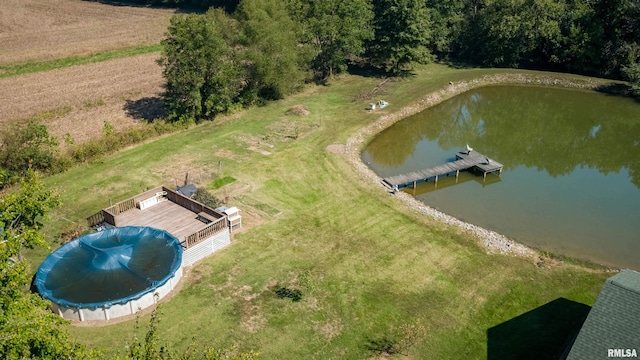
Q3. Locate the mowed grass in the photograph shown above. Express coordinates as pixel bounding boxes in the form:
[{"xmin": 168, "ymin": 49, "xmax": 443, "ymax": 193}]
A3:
[
  {"xmin": 37, "ymin": 64, "xmax": 609, "ymax": 358},
  {"xmin": 0, "ymin": 44, "xmax": 163, "ymax": 79}
]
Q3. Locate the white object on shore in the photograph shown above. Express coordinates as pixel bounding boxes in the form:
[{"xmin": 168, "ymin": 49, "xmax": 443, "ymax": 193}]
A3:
[{"xmin": 466, "ymin": 144, "xmax": 473, "ymax": 154}]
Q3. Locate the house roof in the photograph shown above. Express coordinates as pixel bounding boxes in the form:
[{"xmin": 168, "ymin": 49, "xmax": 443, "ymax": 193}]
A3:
[{"xmin": 567, "ymin": 269, "xmax": 640, "ymax": 359}]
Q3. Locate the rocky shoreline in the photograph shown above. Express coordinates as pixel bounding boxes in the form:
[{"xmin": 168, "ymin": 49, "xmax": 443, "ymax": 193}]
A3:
[{"xmin": 342, "ymin": 72, "xmax": 610, "ymax": 257}]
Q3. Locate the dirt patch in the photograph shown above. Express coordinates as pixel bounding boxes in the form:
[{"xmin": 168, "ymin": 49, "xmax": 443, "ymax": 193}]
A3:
[
  {"xmin": 326, "ymin": 144, "xmax": 346, "ymax": 154},
  {"xmin": 237, "ymin": 134, "xmax": 274, "ymax": 156},
  {"xmin": 0, "ymin": 0, "xmax": 175, "ymax": 65},
  {"xmin": 240, "ymin": 304, "xmax": 266, "ymax": 333},
  {"xmin": 285, "ymin": 104, "xmax": 310, "ymax": 116},
  {"xmin": 266, "ymin": 119, "xmax": 319, "ymax": 142},
  {"xmin": 215, "ymin": 148, "xmax": 238, "ymax": 160},
  {"xmin": 247, "ymin": 146, "xmax": 272, "ymax": 156},
  {"xmin": 313, "ymin": 319, "xmax": 343, "ymax": 341}
]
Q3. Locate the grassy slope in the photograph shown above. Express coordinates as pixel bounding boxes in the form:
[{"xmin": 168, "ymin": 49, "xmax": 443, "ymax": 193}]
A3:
[{"xmin": 39, "ymin": 64, "xmax": 608, "ymax": 359}]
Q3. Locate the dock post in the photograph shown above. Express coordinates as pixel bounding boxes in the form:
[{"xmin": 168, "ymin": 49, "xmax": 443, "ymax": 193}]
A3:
[
  {"xmin": 483, "ymin": 172, "xmax": 487, "ymax": 181},
  {"xmin": 435, "ymin": 175, "xmax": 438, "ymax": 185}
]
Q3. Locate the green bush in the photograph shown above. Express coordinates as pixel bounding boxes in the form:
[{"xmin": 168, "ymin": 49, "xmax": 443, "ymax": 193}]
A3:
[
  {"xmin": 274, "ymin": 286, "xmax": 302, "ymax": 302},
  {"xmin": 0, "ymin": 121, "xmax": 59, "ymax": 187},
  {"xmin": 64, "ymin": 120, "xmax": 187, "ymax": 164},
  {"xmin": 192, "ymin": 188, "xmax": 220, "ymax": 209},
  {"xmin": 622, "ymin": 62, "xmax": 640, "ymax": 98}
]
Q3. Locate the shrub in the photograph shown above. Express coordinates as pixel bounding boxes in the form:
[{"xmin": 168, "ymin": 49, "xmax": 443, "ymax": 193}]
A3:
[
  {"xmin": 274, "ymin": 286, "xmax": 302, "ymax": 302},
  {"xmin": 0, "ymin": 121, "xmax": 58, "ymax": 187},
  {"xmin": 193, "ymin": 188, "xmax": 220, "ymax": 209},
  {"xmin": 622, "ymin": 62, "xmax": 640, "ymax": 98}
]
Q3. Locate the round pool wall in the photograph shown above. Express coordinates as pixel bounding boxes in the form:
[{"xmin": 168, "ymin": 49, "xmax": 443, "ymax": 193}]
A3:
[{"xmin": 35, "ymin": 226, "xmax": 183, "ymax": 321}]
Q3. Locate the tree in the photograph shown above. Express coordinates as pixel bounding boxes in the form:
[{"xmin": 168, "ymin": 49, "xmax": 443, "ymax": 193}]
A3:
[
  {"xmin": 368, "ymin": 0, "xmax": 433, "ymax": 74},
  {"xmin": 622, "ymin": 62, "xmax": 640, "ymax": 98},
  {"xmin": 290, "ymin": 0, "xmax": 374, "ymax": 79},
  {"xmin": 159, "ymin": 11, "xmax": 244, "ymax": 123},
  {"xmin": 0, "ymin": 171, "xmax": 92, "ymax": 359},
  {"xmin": 426, "ymin": 0, "xmax": 466, "ymax": 58},
  {"xmin": 236, "ymin": 0, "xmax": 312, "ymax": 99},
  {"xmin": 557, "ymin": 0, "xmax": 603, "ymax": 75},
  {"xmin": 0, "ymin": 121, "xmax": 59, "ymax": 187},
  {"xmin": 594, "ymin": 0, "xmax": 640, "ymax": 77},
  {"xmin": 478, "ymin": 0, "xmax": 565, "ymax": 68}
]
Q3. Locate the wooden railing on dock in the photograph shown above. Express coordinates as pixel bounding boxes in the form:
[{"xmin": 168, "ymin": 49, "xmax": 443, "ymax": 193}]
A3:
[{"xmin": 183, "ymin": 217, "xmax": 228, "ymax": 249}]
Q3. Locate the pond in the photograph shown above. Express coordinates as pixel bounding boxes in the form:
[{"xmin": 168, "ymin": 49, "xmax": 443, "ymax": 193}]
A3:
[{"xmin": 362, "ymin": 85, "xmax": 640, "ymax": 269}]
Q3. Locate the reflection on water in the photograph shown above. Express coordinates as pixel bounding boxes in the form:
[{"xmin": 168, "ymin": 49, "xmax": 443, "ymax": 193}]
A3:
[{"xmin": 363, "ymin": 86, "xmax": 640, "ymax": 269}]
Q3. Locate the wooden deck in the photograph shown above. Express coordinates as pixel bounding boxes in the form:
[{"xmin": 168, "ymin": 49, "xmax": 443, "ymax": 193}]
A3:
[
  {"xmin": 86, "ymin": 186, "xmax": 228, "ymax": 249},
  {"xmin": 382, "ymin": 150, "xmax": 503, "ymax": 190},
  {"xmin": 113, "ymin": 200, "xmax": 208, "ymax": 241}
]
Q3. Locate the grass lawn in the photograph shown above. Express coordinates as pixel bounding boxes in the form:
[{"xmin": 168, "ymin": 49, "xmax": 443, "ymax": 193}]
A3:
[{"xmin": 38, "ymin": 64, "xmax": 610, "ymax": 359}]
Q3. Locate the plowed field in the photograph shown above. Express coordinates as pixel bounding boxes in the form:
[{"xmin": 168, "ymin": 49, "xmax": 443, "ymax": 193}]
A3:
[
  {"xmin": 0, "ymin": 0, "xmax": 175, "ymax": 65},
  {"xmin": 0, "ymin": 0, "xmax": 174, "ymax": 144}
]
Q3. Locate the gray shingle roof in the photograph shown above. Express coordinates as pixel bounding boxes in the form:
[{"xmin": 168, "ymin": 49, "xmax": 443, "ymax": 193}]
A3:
[
  {"xmin": 567, "ymin": 270, "xmax": 640, "ymax": 360},
  {"xmin": 176, "ymin": 184, "xmax": 197, "ymax": 198}
]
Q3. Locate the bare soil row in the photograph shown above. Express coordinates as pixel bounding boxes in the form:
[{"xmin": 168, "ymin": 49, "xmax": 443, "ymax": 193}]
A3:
[
  {"xmin": 0, "ymin": 53, "xmax": 165, "ymax": 144},
  {"xmin": 0, "ymin": 0, "xmax": 175, "ymax": 65}
]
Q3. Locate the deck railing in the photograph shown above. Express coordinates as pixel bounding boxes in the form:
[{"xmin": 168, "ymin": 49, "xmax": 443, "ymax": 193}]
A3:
[
  {"xmin": 164, "ymin": 187, "xmax": 224, "ymax": 219},
  {"xmin": 94, "ymin": 187, "xmax": 164, "ymax": 226},
  {"xmin": 133, "ymin": 186, "xmax": 165, "ymax": 206},
  {"xmin": 86, "ymin": 186, "xmax": 228, "ymax": 246},
  {"xmin": 86, "ymin": 211, "xmax": 105, "ymax": 227},
  {"xmin": 102, "ymin": 210, "xmax": 116, "ymax": 226},
  {"xmin": 183, "ymin": 217, "xmax": 228, "ymax": 249},
  {"xmin": 104, "ymin": 198, "xmax": 136, "ymax": 216}
]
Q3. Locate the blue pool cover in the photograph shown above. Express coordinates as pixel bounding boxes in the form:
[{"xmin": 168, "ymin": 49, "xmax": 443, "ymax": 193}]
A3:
[{"xmin": 35, "ymin": 226, "xmax": 183, "ymax": 309}]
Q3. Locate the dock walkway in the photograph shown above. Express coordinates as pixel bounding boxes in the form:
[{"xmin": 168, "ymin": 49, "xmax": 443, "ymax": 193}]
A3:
[{"xmin": 382, "ymin": 150, "xmax": 503, "ymax": 190}]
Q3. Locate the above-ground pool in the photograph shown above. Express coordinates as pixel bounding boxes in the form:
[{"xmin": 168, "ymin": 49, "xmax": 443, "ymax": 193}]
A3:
[{"xmin": 35, "ymin": 226, "xmax": 183, "ymax": 321}]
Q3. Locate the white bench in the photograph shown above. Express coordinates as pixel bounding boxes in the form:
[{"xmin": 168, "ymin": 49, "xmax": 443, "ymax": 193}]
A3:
[{"xmin": 137, "ymin": 192, "xmax": 167, "ymax": 210}]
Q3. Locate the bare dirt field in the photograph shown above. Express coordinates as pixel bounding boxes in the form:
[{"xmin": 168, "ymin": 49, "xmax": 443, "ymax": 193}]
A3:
[
  {"xmin": 0, "ymin": 0, "xmax": 176, "ymax": 65},
  {"xmin": 0, "ymin": 0, "xmax": 176, "ymax": 145},
  {"xmin": 0, "ymin": 53, "xmax": 165, "ymax": 144}
]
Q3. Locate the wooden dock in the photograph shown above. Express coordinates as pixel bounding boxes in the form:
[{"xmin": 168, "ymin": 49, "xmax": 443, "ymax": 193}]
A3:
[{"xmin": 382, "ymin": 150, "xmax": 503, "ymax": 190}]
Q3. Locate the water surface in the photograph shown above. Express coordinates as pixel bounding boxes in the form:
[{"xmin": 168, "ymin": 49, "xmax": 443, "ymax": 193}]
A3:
[{"xmin": 363, "ymin": 85, "xmax": 640, "ymax": 269}]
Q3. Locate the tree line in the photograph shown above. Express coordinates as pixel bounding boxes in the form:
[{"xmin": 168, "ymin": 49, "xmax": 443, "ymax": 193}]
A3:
[{"xmin": 155, "ymin": 0, "xmax": 639, "ymax": 123}]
